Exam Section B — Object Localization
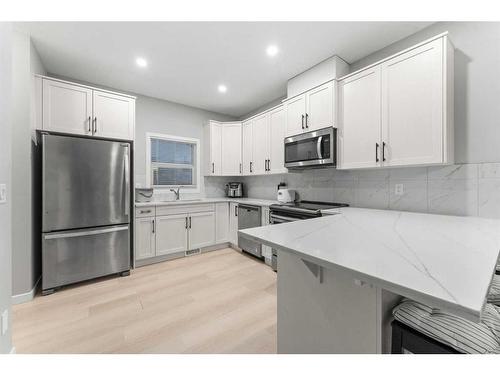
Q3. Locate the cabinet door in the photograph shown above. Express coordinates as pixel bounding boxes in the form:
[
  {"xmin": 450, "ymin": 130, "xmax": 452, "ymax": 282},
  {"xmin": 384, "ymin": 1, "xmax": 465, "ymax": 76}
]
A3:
[
  {"xmin": 305, "ymin": 81, "xmax": 334, "ymax": 131},
  {"xmin": 92, "ymin": 90, "xmax": 135, "ymax": 140},
  {"xmin": 229, "ymin": 203, "xmax": 239, "ymax": 245},
  {"xmin": 338, "ymin": 66, "xmax": 382, "ymax": 169},
  {"xmin": 135, "ymin": 217, "xmax": 155, "ymax": 260},
  {"xmin": 252, "ymin": 114, "xmax": 270, "ymax": 175},
  {"xmin": 221, "ymin": 122, "xmax": 242, "ymax": 175},
  {"xmin": 242, "ymin": 120, "xmax": 253, "ymax": 175},
  {"xmin": 381, "ymin": 38, "xmax": 444, "ymax": 166},
  {"xmin": 210, "ymin": 122, "xmax": 223, "ymax": 175},
  {"xmin": 268, "ymin": 106, "xmax": 287, "ymax": 174},
  {"xmin": 215, "ymin": 202, "xmax": 229, "ymax": 243},
  {"xmin": 42, "ymin": 79, "xmax": 93, "ymax": 135},
  {"xmin": 188, "ymin": 211, "xmax": 216, "ymax": 250},
  {"xmin": 155, "ymin": 214, "xmax": 188, "ymax": 256},
  {"xmin": 284, "ymin": 94, "xmax": 306, "ymax": 137}
]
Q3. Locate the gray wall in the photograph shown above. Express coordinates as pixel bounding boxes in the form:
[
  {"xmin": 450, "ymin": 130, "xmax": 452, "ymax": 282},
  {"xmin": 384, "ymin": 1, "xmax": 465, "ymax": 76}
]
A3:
[
  {"xmin": 133, "ymin": 94, "xmax": 235, "ymax": 199},
  {"xmin": 0, "ymin": 22, "xmax": 13, "ymax": 353},
  {"xmin": 350, "ymin": 21, "xmax": 500, "ymax": 165},
  {"xmin": 11, "ymin": 30, "xmax": 46, "ymax": 297}
]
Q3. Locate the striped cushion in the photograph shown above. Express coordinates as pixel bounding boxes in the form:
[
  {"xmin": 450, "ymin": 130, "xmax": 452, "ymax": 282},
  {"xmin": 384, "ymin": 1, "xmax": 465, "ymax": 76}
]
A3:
[
  {"xmin": 393, "ymin": 299, "xmax": 500, "ymax": 354},
  {"xmin": 488, "ymin": 274, "xmax": 500, "ymax": 305}
]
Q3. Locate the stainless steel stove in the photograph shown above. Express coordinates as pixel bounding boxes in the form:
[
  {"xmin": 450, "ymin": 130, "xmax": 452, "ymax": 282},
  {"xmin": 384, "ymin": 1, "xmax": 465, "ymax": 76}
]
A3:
[{"xmin": 268, "ymin": 200, "xmax": 349, "ymax": 271}]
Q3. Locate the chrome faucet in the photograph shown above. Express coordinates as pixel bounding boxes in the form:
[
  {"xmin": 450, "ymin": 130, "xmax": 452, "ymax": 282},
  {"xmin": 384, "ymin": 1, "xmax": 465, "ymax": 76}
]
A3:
[{"xmin": 170, "ymin": 186, "xmax": 181, "ymax": 200}]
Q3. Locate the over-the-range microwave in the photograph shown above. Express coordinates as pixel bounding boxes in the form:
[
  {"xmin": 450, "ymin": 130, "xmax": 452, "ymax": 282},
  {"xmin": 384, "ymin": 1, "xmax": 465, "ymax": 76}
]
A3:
[{"xmin": 284, "ymin": 127, "xmax": 336, "ymax": 169}]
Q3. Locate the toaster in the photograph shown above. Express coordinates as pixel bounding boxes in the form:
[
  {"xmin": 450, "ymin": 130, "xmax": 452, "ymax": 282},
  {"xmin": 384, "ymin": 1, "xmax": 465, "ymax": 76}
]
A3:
[{"xmin": 277, "ymin": 189, "xmax": 296, "ymax": 203}]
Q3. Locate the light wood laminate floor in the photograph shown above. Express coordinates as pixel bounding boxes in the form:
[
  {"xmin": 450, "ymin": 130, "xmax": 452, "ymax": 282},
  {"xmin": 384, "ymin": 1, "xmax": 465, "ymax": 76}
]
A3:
[{"xmin": 12, "ymin": 248, "xmax": 277, "ymax": 354}]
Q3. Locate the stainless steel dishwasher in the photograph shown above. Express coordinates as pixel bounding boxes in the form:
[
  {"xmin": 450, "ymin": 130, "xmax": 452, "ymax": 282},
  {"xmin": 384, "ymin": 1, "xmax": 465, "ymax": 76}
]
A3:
[{"xmin": 237, "ymin": 204, "xmax": 262, "ymax": 258}]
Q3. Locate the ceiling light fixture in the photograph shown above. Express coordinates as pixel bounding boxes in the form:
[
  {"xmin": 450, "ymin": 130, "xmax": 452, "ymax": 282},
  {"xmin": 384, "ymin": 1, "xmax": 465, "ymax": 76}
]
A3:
[
  {"xmin": 218, "ymin": 84, "xmax": 227, "ymax": 93},
  {"xmin": 135, "ymin": 57, "xmax": 148, "ymax": 68},
  {"xmin": 266, "ymin": 45, "xmax": 279, "ymax": 57}
]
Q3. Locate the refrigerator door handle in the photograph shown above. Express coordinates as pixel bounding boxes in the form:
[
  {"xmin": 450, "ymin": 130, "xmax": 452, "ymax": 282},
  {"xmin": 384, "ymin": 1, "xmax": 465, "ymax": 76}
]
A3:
[
  {"xmin": 123, "ymin": 147, "xmax": 130, "ymax": 218},
  {"xmin": 44, "ymin": 225, "xmax": 129, "ymax": 240}
]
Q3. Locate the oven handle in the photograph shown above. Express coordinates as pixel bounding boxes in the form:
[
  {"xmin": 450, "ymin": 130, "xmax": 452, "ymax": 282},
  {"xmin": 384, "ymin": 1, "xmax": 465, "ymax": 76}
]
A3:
[
  {"xmin": 270, "ymin": 213, "xmax": 301, "ymax": 223},
  {"xmin": 316, "ymin": 136, "xmax": 323, "ymax": 159}
]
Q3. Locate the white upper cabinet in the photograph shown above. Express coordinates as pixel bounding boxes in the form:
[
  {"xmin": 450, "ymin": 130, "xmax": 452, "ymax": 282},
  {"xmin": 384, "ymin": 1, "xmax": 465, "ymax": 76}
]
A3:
[
  {"xmin": 381, "ymin": 38, "xmax": 447, "ymax": 167},
  {"xmin": 221, "ymin": 122, "xmax": 242, "ymax": 175},
  {"xmin": 42, "ymin": 79, "xmax": 93, "ymax": 136},
  {"xmin": 338, "ymin": 33, "xmax": 454, "ymax": 169},
  {"xmin": 284, "ymin": 81, "xmax": 335, "ymax": 137},
  {"xmin": 92, "ymin": 90, "xmax": 135, "ymax": 140},
  {"xmin": 305, "ymin": 81, "xmax": 335, "ymax": 132},
  {"xmin": 204, "ymin": 121, "xmax": 242, "ymax": 176},
  {"xmin": 338, "ymin": 66, "xmax": 382, "ymax": 169},
  {"xmin": 40, "ymin": 76, "xmax": 135, "ymax": 140},
  {"xmin": 284, "ymin": 94, "xmax": 306, "ymax": 137},
  {"xmin": 252, "ymin": 114, "xmax": 269, "ymax": 175},
  {"xmin": 268, "ymin": 106, "xmax": 287, "ymax": 174},
  {"xmin": 242, "ymin": 120, "xmax": 253, "ymax": 175}
]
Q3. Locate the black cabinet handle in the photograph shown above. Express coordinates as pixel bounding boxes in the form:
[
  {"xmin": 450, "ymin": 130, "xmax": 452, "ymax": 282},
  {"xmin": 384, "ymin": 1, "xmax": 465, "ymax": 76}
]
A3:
[
  {"xmin": 265, "ymin": 159, "xmax": 268, "ymax": 171},
  {"xmin": 94, "ymin": 117, "xmax": 97, "ymax": 134},
  {"xmin": 239, "ymin": 163, "xmax": 242, "ymax": 174},
  {"xmin": 376, "ymin": 143, "xmax": 379, "ymax": 162},
  {"xmin": 305, "ymin": 113, "xmax": 309, "ymax": 128},
  {"xmin": 185, "ymin": 217, "xmax": 188, "ymax": 229},
  {"xmin": 301, "ymin": 114, "xmax": 305, "ymax": 129},
  {"xmin": 152, "ymin": 219, "xmax": 155, "ymax": 233},
  {"xmin": 88, "ymin": 116, "xmax": 91, "ymax": 133},
  {"xmin": 235, "ymin": 205, "xmax": 238, "ymax": 217},
  {"xmin": 212, "ymin": 162, "xmax": 214, "ymax": 173},
  {"xmin": 382, "ymin": 142, "xmax": 386, "ymax": 162},
  {"xmin": 250, "ymin": 161, "xmax": 253, "ymax": 173},
  {"xmin": 189, "ymin": 216, "xmax": 192, "ymax": 229},
  {"xmin": 268, "ymin": 159, "xmax": 271, "ymax": 171}
]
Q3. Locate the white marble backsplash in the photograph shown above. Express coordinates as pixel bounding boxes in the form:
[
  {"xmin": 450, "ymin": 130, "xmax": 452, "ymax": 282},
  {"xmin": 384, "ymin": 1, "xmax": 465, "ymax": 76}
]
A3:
[{"xmin": 204, "ymin": 163, "xmax": 500, "ymax": 220}]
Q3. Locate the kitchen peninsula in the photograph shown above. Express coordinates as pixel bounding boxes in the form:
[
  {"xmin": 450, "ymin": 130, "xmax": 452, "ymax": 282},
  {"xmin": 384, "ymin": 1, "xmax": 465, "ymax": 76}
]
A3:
[{"xmin": 239, "ymin": 207, "xmax": 500, "ymax": 353}]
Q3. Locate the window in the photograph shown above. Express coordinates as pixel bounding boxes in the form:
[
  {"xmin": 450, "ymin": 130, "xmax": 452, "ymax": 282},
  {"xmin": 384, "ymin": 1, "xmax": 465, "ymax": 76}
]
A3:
[{"xmin": 146, "ymin": 133, "xmax": 200, "ymax": 190}]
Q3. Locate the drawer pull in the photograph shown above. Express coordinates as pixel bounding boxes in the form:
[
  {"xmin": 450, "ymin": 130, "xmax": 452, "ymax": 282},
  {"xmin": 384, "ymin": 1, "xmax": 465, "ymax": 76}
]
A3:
[{"xmin": 140, "ymin": 209, "xmax": 152, "ymax": 214}]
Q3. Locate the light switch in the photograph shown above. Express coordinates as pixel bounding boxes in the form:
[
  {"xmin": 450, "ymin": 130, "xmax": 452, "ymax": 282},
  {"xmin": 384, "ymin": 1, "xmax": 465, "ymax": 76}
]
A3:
[
  {"xmin": 0, "ymin": 184, "xmax": 6, "ymax": 204},
  {"xmin": 395, "ymin": 183, "xmax": 404, "ymax": 196},
  {"xmin": 1, "ymin": 310, "xmax": 8, "ymax": 335}
]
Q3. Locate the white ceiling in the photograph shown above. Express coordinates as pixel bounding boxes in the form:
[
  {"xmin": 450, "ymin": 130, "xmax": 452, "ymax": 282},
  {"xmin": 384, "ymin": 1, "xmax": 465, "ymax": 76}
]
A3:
[{"xmin": 21, "ymin": 22, "xmax": 433, "ymax": 117}]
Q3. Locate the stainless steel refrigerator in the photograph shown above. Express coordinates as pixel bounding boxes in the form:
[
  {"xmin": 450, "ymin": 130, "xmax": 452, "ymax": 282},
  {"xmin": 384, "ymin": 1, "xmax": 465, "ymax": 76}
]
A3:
[{"xmin": 40, "ymin": 133, "xmax": 131, "ymax": 295}]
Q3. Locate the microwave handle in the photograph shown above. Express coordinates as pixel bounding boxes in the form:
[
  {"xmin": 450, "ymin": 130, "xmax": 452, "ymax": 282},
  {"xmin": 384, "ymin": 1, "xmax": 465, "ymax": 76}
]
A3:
[{"xmin": 316, "ymin": 136, "xmax": 323, "ymax": 159}]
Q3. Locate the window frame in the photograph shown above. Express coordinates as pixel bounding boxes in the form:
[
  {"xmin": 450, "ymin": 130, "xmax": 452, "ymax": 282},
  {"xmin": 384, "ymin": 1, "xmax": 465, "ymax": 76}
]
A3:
[{"xmin": 145, "ymin": 132, "xmax": 201, "ymax": 193}]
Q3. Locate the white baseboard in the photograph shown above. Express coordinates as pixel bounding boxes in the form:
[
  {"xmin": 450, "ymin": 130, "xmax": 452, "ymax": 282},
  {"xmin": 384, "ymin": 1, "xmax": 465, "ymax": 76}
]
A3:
[{"xmin": 12, "ymin": 276, "xmax": 40, "ymax": 305}]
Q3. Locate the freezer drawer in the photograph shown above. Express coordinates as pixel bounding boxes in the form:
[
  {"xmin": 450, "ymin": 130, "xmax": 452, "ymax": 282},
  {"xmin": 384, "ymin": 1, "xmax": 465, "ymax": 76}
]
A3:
[{"xmin": 42, "ymin": 224, "xmax": 130, "ymax": 291}]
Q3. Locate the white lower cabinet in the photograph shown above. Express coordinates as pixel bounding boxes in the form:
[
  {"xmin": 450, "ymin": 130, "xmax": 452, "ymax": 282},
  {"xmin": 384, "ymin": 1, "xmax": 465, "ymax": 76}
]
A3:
[
  {"xmin": 135, "ymin": 217, "xmax": 156, "ymax": 260},
  {"xmin": 135, "ymin": 204, "xmax": 220, "ymax": 263},
  {"xmin": 188, "ymin": 211, "xmax": 216, "ymax": 250},
  {"xmin": 215, "ymin": 202, "xmax": 229, "ymax": 243},
  {"xmin": 229, "ymin": 202, "xmax": 239, "ymax": 246},
  {"xmin": 155, "ymin": 214, "xmax": 188, "ymax": 256}
]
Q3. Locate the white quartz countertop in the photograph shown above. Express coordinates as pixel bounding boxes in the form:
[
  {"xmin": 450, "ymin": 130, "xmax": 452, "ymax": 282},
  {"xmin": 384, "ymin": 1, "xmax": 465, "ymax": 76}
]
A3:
[
  {"xmin": 135, "ymin": 197, "xmax": 279, "ymax": 208},
  {"xmin": 239, "ymin": 207, "xmax": 500, "ymax": 322}
]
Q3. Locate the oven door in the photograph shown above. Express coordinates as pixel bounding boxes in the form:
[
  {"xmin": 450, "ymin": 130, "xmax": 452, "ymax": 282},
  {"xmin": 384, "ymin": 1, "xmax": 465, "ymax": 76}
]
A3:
[{"xmin": 284, "ymin": 127, "xmax": 336, "ymax": 168}]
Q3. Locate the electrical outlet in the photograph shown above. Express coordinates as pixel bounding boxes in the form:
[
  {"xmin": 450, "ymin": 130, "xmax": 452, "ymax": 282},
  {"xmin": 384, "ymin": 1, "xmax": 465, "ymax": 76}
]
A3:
[
  {"xmin": 1, "ymin": 310, "xmax": 8, "ymax": 335},
  {"xmin": 395, "ymin": 183, "xmax": 404, "ymax": 196},
  {"xmin": 0, "ymin": 184, "xmax": 6, "ymax": 204}
]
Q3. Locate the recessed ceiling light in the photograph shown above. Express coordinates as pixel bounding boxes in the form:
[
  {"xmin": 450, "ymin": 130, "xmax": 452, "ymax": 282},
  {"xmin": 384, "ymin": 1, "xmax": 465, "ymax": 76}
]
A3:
[
  {"xmin": 266, "ymin": 45, "xmax": 279, "ymax": 57},
  {"xmin": 218, "ymin": 84, "xmax": 227, "ymax": 93},
  {"xmin": 135, "ymin": 57, "xmax": 148, "ymax": 68}
]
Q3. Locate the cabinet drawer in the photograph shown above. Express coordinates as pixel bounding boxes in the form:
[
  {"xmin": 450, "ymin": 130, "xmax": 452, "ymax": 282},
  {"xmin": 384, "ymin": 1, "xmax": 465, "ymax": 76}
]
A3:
[
  {"xmin": 156, "ymin": 204, "xmax": 215, "ymax": 216},
  {"xmin": 135, "ymin": 206, "xmax": 156, "ymax": 217}
]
